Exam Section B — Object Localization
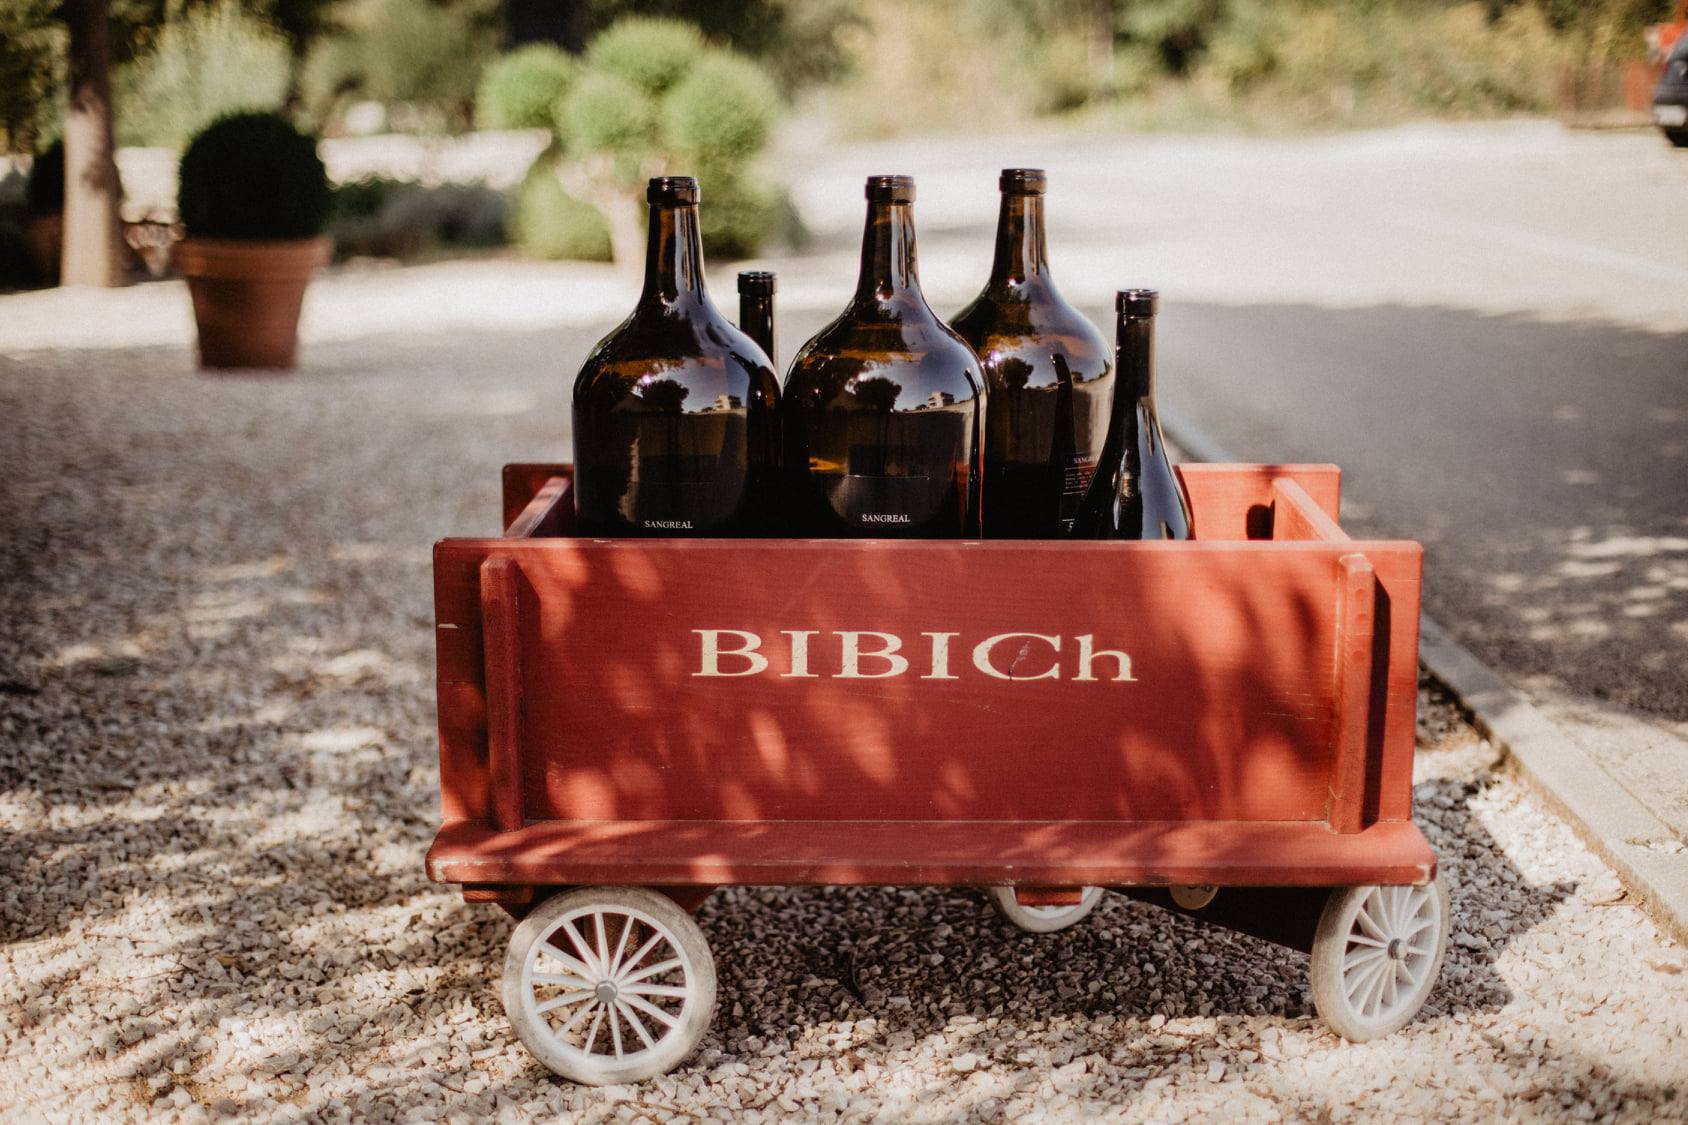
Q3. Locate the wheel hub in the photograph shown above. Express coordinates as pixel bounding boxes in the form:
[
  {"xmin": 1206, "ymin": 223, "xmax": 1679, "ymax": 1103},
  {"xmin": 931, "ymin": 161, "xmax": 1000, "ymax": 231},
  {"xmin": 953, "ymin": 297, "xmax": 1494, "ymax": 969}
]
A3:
[
  {"xmin": 594, "ymin": 980, "xmax": 619, "ymax": 1003},
  {"xmin": 1386, "ymin": 938, "xmax": 1406, "ymax": 961}
]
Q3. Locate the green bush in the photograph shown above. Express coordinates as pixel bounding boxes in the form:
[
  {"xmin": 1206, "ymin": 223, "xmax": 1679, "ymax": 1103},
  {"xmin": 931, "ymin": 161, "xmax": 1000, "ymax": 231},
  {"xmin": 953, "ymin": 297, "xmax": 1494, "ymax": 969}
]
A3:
[
  {"xmin": 475, "ymin": 43, "xmax": 577, "ymax": 131},
  {"xmin": 694, "ymin": 176, "xmax": 780, "ymax": 260},
  {"xmin": 0, "ymin": 0, "xmax": 63, "ymax": 153},
  {"xmin": 559, "ymin": 69, "xmax": 660, "ymax": 161},
  {"xmin": 114, "ymin": 1, "xmax": 290, "ymax": 149},
  {"xmin": 178, "ymin": 112, "xmax": 331, "ymax": 240},
  {"xmin": 512, "ymin": 166, "xmax": 613, "ymax": 262},
  {"xmin": 562, "ymin": 18, "xmax": 785, "ymax": 261},
  {"xmin": 663, "ymin": 53, "xmax": 780, "ymax": 166},
  {"xmin": 586, "ymin": 17, "xmax": 705, "ymax": 98}
]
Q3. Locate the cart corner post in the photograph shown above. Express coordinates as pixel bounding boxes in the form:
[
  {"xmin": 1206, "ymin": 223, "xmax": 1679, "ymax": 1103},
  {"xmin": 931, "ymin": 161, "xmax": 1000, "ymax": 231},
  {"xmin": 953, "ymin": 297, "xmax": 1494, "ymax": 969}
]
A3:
[
  {"xmin": 481, "ymin": 553, "xmax": 529, "ymax": 833},
  {"xmin": 1328, "ymin": 552, "xmax": 1378, "ymax": 834}
]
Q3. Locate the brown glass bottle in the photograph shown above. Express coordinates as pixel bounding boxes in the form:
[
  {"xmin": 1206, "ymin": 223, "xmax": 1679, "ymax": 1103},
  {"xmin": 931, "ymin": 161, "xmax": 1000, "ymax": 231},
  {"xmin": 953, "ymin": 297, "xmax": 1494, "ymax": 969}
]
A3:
[
  {"xmin": 737, "ymin": 270, "xmax": 776, "ymax": 367},
  {"xmin": 1069, "ymin": 289, "xmax": 1193, "ymax": 540},
  {"xmin": 781, "ymin": 175, "xmax": 984, "ymax": 537},
  {"xmin": 950, "ymin": 169, "xmax": 1112, "ymax": 538},
  {"xmin": 572, "ymin": 176, "xmax": 780, "ymax": 536}
]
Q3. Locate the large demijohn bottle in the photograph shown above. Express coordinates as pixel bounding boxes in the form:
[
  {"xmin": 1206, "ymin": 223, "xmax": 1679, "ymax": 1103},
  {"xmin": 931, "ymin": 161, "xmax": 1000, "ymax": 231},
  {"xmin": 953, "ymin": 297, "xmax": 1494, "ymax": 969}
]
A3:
[
  {"xmin": 950, "ymin": 169, "xmax": 1112, "ymax": 538},
  {"xmin": 782, "ymin": 175, "xmax": 984, "ymax": 537},
  {"xmin": 1069, "ymin": 289, "xmax": 1193, "ymax": 540},
  {"xmin": 572, "ymin": 176, "xmax": 780, "ymax": 536}
]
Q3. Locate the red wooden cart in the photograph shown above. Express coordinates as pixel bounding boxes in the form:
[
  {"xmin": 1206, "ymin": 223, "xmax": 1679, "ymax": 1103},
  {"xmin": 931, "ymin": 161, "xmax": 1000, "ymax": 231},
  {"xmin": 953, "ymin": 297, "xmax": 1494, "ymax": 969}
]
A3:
[{"xmin": 426, "ymin": 462, "xmax": 1448, "ymax": 1085}]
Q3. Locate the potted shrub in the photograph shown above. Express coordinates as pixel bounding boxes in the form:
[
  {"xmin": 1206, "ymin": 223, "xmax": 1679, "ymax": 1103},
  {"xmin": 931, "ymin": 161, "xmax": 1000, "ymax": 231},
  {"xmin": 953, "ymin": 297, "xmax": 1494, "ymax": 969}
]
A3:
[{"xmin": 174, "ymin": 112, "xmax": 332, "ymax": 369}]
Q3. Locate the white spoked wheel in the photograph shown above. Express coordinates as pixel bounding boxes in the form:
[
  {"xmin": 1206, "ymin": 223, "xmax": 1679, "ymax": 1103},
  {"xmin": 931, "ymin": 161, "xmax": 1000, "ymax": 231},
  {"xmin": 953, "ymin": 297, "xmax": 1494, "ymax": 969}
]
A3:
[
  {"xmin": 988, "ymin": 886, "xmax": 1105, "ymax": 934},
  {"xmin": 1310, "ymin": 872, "xmax": 1450, "ymax": 1042},
  {"xmin": 503, "ymin": 887, "xmax": 716, "ymax": 1085}
]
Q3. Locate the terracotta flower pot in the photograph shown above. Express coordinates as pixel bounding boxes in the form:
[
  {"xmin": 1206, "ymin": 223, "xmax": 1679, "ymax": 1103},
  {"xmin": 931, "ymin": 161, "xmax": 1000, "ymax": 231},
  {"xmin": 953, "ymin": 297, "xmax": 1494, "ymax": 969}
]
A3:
[{"xmin": 175, "ymin": 236, "xmax": 331, "ymax": 370}]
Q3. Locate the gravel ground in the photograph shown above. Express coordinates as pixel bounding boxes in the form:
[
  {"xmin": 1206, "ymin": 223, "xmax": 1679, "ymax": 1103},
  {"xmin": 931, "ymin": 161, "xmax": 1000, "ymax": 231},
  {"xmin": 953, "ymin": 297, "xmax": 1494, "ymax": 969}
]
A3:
[{"xmin": 4, "ymin": 276, "xmax": 1688, "ymax": 1124}]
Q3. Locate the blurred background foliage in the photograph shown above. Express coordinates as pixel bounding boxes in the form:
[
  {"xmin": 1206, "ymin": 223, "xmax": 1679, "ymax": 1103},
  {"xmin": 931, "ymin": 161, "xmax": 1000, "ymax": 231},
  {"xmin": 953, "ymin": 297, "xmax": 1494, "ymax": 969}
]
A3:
[{"xmin": 0, "ymin": 0, "xmax": 1679, "ymax": 276}]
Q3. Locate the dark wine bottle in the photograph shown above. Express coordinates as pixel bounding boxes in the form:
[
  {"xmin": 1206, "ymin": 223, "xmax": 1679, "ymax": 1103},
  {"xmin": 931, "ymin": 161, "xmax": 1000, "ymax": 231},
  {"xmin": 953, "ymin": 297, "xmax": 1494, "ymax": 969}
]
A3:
[
  {"xmin": 737, "ymin": 270, "xmax": 777, "ymax": 368},
  {"xmin": 950, "ymin": 168, "xmax": 1112, "ymax": 538},
  {"xmin": 782, "ymin": 175, "xmax": 984, "ymax": 537},
  {"xmin": 571, "ymin": 176, "xmax": 780, "ymax": 537},
  {"xmin": 1069, "ymin": 289, "xmax": 1193, "ymax": 540}
]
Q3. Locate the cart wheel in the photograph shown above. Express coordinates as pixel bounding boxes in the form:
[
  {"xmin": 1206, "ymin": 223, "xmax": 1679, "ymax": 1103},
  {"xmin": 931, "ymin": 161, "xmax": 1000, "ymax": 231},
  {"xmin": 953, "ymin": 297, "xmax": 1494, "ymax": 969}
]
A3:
[
  {"xmin": 503, "ymin": 886, "xmax": 716, "ymax": 1085},
  {"xmin": 1310, "ymin": 872, "xmax": 1450, "ymax": 1042},
  {"xmin": 988, "ymin": 886, "xmax": 1105, "ymax": 933}
]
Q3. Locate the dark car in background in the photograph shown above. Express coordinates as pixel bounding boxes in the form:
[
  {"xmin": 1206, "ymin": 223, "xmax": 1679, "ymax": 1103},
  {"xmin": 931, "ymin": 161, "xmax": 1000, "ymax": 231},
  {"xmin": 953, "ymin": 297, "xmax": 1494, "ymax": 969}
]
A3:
[{"xmin": 1653, "ymin": 33, "xmax": 1688, "ymax": 146}]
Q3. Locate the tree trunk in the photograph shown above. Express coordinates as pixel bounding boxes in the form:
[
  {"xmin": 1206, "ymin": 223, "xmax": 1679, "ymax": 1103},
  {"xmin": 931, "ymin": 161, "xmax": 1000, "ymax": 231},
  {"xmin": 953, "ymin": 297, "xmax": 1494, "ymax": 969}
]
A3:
[{"xmin": 62, "ymin": 0, "xmax": 124, "ymax": 288}]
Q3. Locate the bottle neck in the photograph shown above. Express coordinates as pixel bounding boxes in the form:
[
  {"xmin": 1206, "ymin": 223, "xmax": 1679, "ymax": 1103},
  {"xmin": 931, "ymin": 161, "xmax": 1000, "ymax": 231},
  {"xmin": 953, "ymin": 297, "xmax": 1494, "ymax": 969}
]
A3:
[
  {"xmin": 642, "ymin": 201, "xmax": 707, "ymax": 306},
  {"xmin": 989, "ymin": 192, "xmax": 1050, "ymax": 288},
  {"xmin": 1114, "ymin": 312, "xmax": 1156, "ymax": 409},
  {"xmin": 854, "ymin": 200, "xmax": 922, "ymax": 304}
]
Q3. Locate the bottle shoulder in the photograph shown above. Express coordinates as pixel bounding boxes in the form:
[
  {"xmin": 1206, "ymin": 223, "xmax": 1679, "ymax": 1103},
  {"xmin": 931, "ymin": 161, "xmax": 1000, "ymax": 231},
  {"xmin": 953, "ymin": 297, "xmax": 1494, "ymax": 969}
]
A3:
[
  {"xmin": 785, "ymin": 308, "xmax": 982, "ymax": 404},
  {"xmin": 574, "ymin": 307, "xmax": 778, "ymax": 408},
  {"xmin": 949, "ymin": 294, "xmax": 1111, "ymax": 392}
]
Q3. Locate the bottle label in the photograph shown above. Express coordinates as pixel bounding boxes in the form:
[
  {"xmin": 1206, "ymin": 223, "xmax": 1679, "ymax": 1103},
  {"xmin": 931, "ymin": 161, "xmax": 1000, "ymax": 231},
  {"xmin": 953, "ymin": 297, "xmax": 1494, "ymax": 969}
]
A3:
[
  {"xmin": 1059, "ymin": 453, "xmax": 1099, "ymax": 532},
  {"xmin": 827, "ymin": 473, "xmax": 950, "ymax": 532}
]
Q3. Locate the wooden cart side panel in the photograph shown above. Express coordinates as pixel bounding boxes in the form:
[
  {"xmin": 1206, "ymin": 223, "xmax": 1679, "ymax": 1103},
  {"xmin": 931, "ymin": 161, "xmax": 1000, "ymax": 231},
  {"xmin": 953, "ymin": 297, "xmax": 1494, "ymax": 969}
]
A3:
[
  {"xmin": 1271, "ymin": 478, "xmax": 1350, "ymax": 544},
  {"xmin": 504, "ymin": 476, "xmax": 574, "ymax": 540},
  {"xmin": 502, "ymin": 463, "xmax": 574, "ymax": 531},
  {"xmin": 500, "ymin": 539, "xmax": 1359, "ymax": 825},
  {"xmin": 1177, "ymin": 463, "xmax": 1341, "ymax": 540}
]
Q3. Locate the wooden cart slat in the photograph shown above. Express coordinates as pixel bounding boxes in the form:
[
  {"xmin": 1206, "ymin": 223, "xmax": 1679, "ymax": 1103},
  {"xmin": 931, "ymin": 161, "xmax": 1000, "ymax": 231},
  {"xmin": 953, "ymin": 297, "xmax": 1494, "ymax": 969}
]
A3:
[{"xmin": 426, "ymin": 816, "xmax": 1436, "ymax": 887}]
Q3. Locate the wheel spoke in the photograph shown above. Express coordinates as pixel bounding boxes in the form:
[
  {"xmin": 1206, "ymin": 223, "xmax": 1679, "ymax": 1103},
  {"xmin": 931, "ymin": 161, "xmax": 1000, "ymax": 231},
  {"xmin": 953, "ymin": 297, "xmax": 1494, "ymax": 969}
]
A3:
[
  {"xmin": 533, "ymin": 970, "xmax": 596, "ymax": 991},
  {"xmin": 534, "ymin": 939, "xmax": 598, "ymax": 983},
  {"xmin": 620, "ymin": 990, "xmax": 683, "ymax": 1029},
  {"xmin": 1354, "ymin": 900, "xmax": 1390, "ymax": 945},
  {"xmin": 534, "ymin": 990, "xmax": 593, "ymax": 1016},
  {"xmin": 623, "ymin": 982, "xmax": 690, "ymax": 999},
  {"xmin": 620, "ymin": 929, "xmax": 668, "ymax": 979},
  {"xmin": 554, "ymin": 996, "xmax": 597, "ymax": 1041},
  {"xmin": 1344, "ymin": 952, "xmax": 1390, "ymax": 1012},
  {"xmin": 560, "ymin": 918, "xmax": 604, "ymax": 978},
  {"xmin": 608, "ymin": 999, "xmax": 627, "ymax": 1060},
  {"xmin": 617, "ymin": 999, "xmax": 661, "ymax": 1049},
  {"xmin": 593, "ymin": 912, "xmax": 611, "ymax": 976},
  {"xmin": 584, "ymin": 1005, "xmax": 607, "ymax": 1056},
  {"xmin": 621, "ymin": 956, "xmax": 683, "ymax": 987},
  {"xmin": 605, "ymin": 914, "xmax": 636, "ymax": 979}
]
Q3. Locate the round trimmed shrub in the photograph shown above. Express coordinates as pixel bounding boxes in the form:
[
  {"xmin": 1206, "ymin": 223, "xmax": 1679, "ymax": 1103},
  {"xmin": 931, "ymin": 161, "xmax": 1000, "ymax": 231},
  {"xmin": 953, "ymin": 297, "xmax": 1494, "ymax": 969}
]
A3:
[{"xmin": 178, "ymin": 112, "xmax": 331, "ymax": 240}]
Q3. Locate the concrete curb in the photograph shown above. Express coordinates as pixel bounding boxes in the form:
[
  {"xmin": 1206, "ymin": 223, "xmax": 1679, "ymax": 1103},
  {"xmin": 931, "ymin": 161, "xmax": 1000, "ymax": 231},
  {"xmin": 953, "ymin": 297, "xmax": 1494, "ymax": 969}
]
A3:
[{"xmin": 1159, "ymin": 406, "xmax": 1688, "ymax": 949}]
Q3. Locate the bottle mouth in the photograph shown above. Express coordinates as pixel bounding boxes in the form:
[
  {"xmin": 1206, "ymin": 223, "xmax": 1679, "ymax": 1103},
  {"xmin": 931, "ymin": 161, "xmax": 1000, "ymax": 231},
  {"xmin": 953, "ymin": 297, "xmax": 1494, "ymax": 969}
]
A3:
[
  {"xmin": 1117, "ymin": 288, "xmax": 1159, "ymax": 317},
  {"xmin": 648, "ymin": 176, "xmax": 700, "ymax": 205},
  {"xmin": 1000, "ymin": 168, "xmax": 1047, "ymax": 194},
  {"xmin": 865, "ymin": 175, "xmax": 916, "ymax": 203},
  {"xmin": 738, "ymin": 270, "xmax": 777, "ymax": 295}
]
